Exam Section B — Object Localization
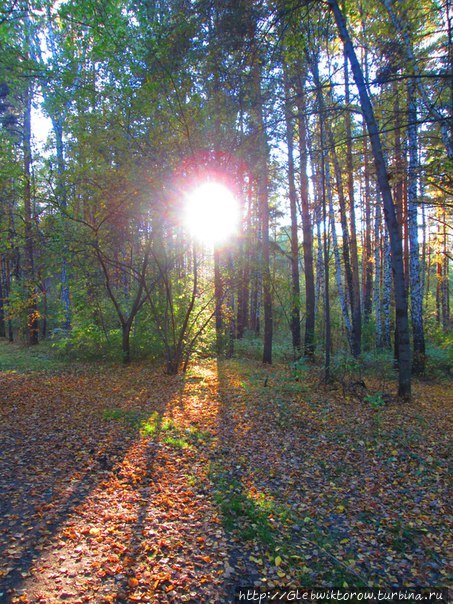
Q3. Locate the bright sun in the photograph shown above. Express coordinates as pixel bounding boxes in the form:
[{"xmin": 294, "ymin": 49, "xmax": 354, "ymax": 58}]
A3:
[{"xmin": 184, "ymin": 182, "xmax": 239, "ymax": 246}]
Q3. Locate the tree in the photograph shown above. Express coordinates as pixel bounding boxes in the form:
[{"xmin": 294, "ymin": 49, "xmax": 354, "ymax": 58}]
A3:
[
  {"xmin": 283, "ymin": 66, "xmax": 301, "ymax": 357},
  {"xmin": 328, "ymin": 0, "xmax": 412, "ymax": 397}
]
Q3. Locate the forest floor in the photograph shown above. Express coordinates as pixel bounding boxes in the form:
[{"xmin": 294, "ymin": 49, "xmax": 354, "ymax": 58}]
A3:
[{"xmin": 0, "ymin": 342, "xmax": 451, "ymax": 603}]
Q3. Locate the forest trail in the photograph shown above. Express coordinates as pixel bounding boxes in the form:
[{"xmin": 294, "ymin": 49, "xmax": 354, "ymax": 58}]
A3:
[{"xmin": 0, "ymin": 360, "xmax": 451, "ymax": 603}]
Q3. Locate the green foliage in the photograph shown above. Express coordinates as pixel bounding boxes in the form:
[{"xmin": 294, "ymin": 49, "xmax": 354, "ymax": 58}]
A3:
[
  {"xmin": 52, "ymin": 324, "xmax": 120, "ymax": 361},
  {"xmin": 102, "ymin": 407, "xmax": 145, "ymax": 428},
  {"xmin": 290, "ymin": 356, "xmax": 310, "ymax": 382},
  {"xmin": 234, "ymin": 331, "xmax": 295, "ymax": 363},
  {"xmin": 330, "ymin": 350, "xmax": 364, "ymax": 384},
  {"xmin": 388, "ymin": 520, "xmax": 424, "ymax": 553},
  {"xmin": 364, "ymin": 392, "xmax": 386, "ymax": 410},
  {"xmin": 0, "ymin": 339, "xmax": 66, "ymax": 373},
  {"xmin": 162, "ymin": 435, "xmax": 190, "ymax": 449},
  {"xmin": 104, "ymin": 406, "xmax": 213, "ymax": 451},
  {"xmin": 424, "ymin": 333, "xmax": 452, "ymax": 380},
  {"xmin": 209, "ymin": 463, "xmax": 275, "ymax": 545}
]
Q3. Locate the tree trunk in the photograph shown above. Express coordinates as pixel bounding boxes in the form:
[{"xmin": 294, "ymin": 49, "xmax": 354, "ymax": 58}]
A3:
[
  {"xmin": 122, "ymin": 321, "xmax": 132, "ymax": 364},
  {"xmin": 236, "ymin": 173, "xmax": 251, "ymax": 339},
  {"xmin": 214, "ymin": 248, "xmax": 223, "ymax": 354},
  {"xmin": 23, "ymin": 76, "xmax": 39, "ymax": 346},
  {"xmin": 284, "ymin": 68, "xmax": 301, "ymax": 358},
  {"xmin": 407, "ymin": 80, "xmax": 425, "ymax": 374},
  {"xmin": 363, "ymin": 129, "xmax": 373, "ymax": 322},
  {"xmin": 322, "ymin": 147, "xmax": 331, "ymax": 382},
  {"xmin": 54, "ymin": 118, "xmax": 71, "ymax": 331},
  {"xmin": 344, "ymin": 46, "xmax": 362, "ymax": 357},
  {"xmin": 311, "ymin": 55, "xmax": 332, "ymax": 379},
  {"xmin": 383, "ymin": 231, "xmax": 392, "ymax": 349},
  {"xmin": 442, "ymin": 210, "xmax": 450, "ymax": 328},
  {"xmin": 329, "ymin": 0, "xmax": 411, "ymax": 397},
  {"xmin": 0, "ymin": 256, "xmax": 5, "ymax": 338},
  {"xmin": 373, "ymin": 202, "xmax": 383, "ymax": 348},
  {"xmin": 324, "ymin": 122, "xmax": 354, "ymax": 347},
  {"xmin": 326, "ymin": 159, "xmax": 352, "ymax": 345},
  {"xmin": 251, "ymin": 54, "xmax": 272, "ymax": 364},
  {"xmin": 296, "ymin": 75, "xmax": 316, "ymax": 358},
  {"xmin": 381, "ymin": 0, "xmax": 453, "ymax": 160}
]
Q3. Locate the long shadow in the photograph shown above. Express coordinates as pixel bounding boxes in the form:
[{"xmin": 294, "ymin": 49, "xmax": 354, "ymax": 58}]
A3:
[
  {"xmin": 213, "ymin": 358, "xmax": 452, "ymax": 594},
  {"xmin": 212, "ymin": 358, "xmax": 362, "ymax": 598},
  {"xmin": 0, "ymin": 364, "xmax": 179, "ymax": 602},
  {"xmin": 213, "ymin": 358, "xmax": 284, "ymax": 601},
  {"xmin": 91, "ymin": 362, "xmax": 236, "ymax": 603},
  {"xmin": 90, "ymin": 409, "xmax": 171, "ymax": 603}
]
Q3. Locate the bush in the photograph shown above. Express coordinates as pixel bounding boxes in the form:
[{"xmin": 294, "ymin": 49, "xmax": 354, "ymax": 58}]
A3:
[
  {"xmin": 52, "ymin": 324, "xmax": 121, "ymax": 361},
  {"xmin": 425, "ymin": 341, "xmax": 452, "ymax": 380}
]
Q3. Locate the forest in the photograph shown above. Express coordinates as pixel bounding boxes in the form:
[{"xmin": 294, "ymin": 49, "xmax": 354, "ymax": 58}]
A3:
[{"xmin": 0, "ymin": 0, "xmax": 451, "ymax": 602}]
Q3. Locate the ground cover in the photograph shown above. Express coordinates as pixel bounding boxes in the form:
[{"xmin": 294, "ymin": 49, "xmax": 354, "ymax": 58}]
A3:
[{"xmin": 0, "ymin": 344, "xmax": 451, "ymax": 603}]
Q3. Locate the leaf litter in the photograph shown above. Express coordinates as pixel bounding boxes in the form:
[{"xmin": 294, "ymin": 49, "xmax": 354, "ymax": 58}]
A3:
[{"xmin": 0, "ymin": 359, "xmax": 451, "ymax": 602}]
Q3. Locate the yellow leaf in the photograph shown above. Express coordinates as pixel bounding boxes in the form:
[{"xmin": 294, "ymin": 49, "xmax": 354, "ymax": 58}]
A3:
[
  {"xmin": 89, "ymin": 528, "xmax": 100, "ymax": 536},
  {"xmin": 275, "ymin": 555, "xmax": 282, "ymax": 567},
  {"xmin": 340, "ymin": 538, "xmax": 349, "ymax": 544},
  {"xmin": 249, "ymin": 555, "xmax": 263, "ymax": 565},
  {"xmin": 277, "ymin": 570, "xmax": 286, "ymax": 578}
]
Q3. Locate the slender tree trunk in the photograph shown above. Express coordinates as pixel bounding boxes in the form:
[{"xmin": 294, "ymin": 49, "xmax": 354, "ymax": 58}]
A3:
[
  {"xmin": 122, "ymin": 321, "xmax": 132, "ymax": 364},
  {"xmin": 407, "ymin": 81, "xmax": 425, "ymax": 374},
  {"xmin": 316, "ymin": 72, "xmax": 352, "ymax": 344},
  {"xmin": 236, "ymin": 173, "xmax": 251, "ymax": 339},
  {"xmin": 312, "ymin": 54, "xmax": 331, "ymax": 379},
  {"xmin": 383, "ymin": 231, "xmax": 392, "ymax": 348},
  {"xmin": 1, "ymin": 255, "xmax": 13, "ymax": 342},
  {"xmin": 327, "ymin": 161, "xmax": 352, "ymax": 344},
  {"xmin": 420, "ymin": 163, "xmax": 427, "ymax": 306},
  {"xmin": 329, "ymin": 0, "xmax": 411, "ymax": 397},
  {"xmin": 363, "ymin": 130, "xmax": 373, "ymax": 322},
  {"xmin": 436, "ymin": 235, "xmax": 442, "ymax": 325},
  {"xmin": 442, "ymin": 210, "xmax": 450, "ymax": 328},
  {"xmin": 322, "ymin": 147, "xmax": 331, "ymax": 382},
  {"xmin": 251, "ymin": 56, "xmax": 272, "ymax": 364},
  {"xmin": 226, "ymin": 252, "xmax": 235, "ymax": 358},
  {"xmin": 284, "ymin": 68, "xmax": 301, "ymax": 357},
  {"xmin": 23, "ymin": 77, "xmax": 39, "ymax": 346},
  {"xmin": 0, "ymin": 256, "xmax": 5, "ymax": 338},
  {"xmin": 41, "ymin": 283, "xmax": 47, "ymax": 339},
  {"xmin": 392, "ymin": 91, "xmax": 404, "ymax": 368},
  {"xmin": 325, "ymin": 123, "xmax": 353, "ymax": 347},
  {"xmin": 373, "ymin": 202, "xmax": 383, "ymax": 348},
  {"xmin": 315, "ymin": 180, "xmax": 325, "ymax": 326},
  {"xmin": 360, "ymin": 20, "xmax": 373, "ymax": 323},
  {"xmin": 214, "ymin": 248, "xmax": 223, "ymax": 354},
  {"xmin": 54, "ymin": 119, "xmax": 71, "ymax": 331},
  {"xmin": 344, "ymin": 46, "xmax": 362, "ymax": 357},
  {"xmin": 296, "ymin": 75, "xmax": 316, "ymax": 358},
  {"xmin": 381, "ymin": 0, "xmax": 453, "ymax": 160}
]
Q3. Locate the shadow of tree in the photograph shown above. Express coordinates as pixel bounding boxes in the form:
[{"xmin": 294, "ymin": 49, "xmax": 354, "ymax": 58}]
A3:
[
  {"xmin": 89, "ymin": 362, "xmax": 233, "ymax": 603},
  {"xmin": 2, "ymin": 359, "xmax": 448, "ymax": 601},
  {"xmin": 0, "ymin": 365, "xmax": 179, "ymax": 602}
]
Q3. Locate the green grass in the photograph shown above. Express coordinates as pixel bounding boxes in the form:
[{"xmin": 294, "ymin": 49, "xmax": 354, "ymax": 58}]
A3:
[
  {"xmin": 209, "ymin": 463, "xmax": 275, "ymax": 546},
  {"xmin": 0, "ymin": 339, "xmax": 68, "ymax": 373},
  {"xmin": 103, "ymin": 407, "xmax": 212, "ymax": 451},
  {"xmin": 103, "ymin": 407, "xmax": 147, "ymax": 429},
  {"xmin": 163, "ymin": 435, "xmax": 190, "ymax": 449}
]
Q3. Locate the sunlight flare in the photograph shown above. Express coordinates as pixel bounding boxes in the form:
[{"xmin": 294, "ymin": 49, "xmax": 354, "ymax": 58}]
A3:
[{"xmin": 184, "ymin": 182, "xmax": 239, "ymax": 246}]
